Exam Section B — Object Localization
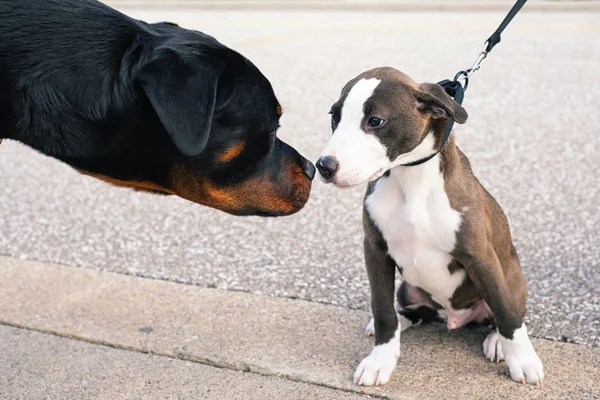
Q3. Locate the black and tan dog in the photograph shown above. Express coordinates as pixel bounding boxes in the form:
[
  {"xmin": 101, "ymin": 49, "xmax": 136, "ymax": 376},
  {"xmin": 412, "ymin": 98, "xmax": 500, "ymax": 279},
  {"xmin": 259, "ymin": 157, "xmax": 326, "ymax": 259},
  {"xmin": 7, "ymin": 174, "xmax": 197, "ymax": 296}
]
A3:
[
  {"xmin": 317, "ymin": 67, "xmax": 543, "ymax": 385},
  {"xmin": 0, "ymin": 0, "xmax": 315, "ymax": 216}
]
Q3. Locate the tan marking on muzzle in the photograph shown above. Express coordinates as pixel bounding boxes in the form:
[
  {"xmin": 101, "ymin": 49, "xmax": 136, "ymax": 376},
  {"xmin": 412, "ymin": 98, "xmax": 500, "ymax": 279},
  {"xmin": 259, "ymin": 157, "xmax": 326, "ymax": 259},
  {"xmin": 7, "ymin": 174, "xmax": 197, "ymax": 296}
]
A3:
[
  {"xmin": 203, "ymin": 179, "xmax": 296, "ymax": 214},
  {"xmin": 169, "ymin": 162, "xmax": 310, "ymax": 215}
]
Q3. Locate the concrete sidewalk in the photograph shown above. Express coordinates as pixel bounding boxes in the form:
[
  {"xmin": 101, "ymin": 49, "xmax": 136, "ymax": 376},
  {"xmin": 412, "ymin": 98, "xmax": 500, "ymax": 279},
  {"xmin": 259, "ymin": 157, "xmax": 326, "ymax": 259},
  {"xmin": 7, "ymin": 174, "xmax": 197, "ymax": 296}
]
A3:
[
  {"xmin": 0, "ymin": 325, "xmax": 370, "ymax": 400},
  {"xmin": 1, "ymin": 257, "xmax": 598, "ymax": 400}
]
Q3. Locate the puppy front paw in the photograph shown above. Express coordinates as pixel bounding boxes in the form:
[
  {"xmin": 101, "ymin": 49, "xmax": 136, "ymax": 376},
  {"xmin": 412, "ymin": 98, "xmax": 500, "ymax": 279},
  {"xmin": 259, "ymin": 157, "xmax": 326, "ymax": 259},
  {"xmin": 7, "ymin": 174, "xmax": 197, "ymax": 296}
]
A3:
[
  {"xmin": 353, "ymin": 334, "xmax": 400, "ymax": 386},
  {"xmin": 505, "ymin": 345, "xmax": 544, "ymax": 384},
  {"xmin": 353, "ymin": 352, "xmax": 398, "ymax": 386},
  {"xmin": 500, "ymin": 324, "xmax": 544, "ymax": 385},
  {"xmin": 483, "ymin": 331, "xmax": 505, "ymax": 362}
]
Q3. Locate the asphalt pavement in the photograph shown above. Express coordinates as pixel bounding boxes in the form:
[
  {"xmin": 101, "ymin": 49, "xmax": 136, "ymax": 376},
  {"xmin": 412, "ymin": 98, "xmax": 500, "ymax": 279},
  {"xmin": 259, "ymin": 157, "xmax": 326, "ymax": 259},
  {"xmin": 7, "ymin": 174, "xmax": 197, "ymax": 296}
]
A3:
[{"xmin": 1, "ymin": 9, "xmax": 598, "ymax": 349}]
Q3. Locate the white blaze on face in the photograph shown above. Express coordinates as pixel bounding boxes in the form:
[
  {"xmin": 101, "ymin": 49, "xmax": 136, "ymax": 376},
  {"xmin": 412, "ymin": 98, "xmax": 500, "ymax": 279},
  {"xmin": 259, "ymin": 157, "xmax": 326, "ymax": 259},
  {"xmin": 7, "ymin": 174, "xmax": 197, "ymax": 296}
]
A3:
[{"xmin": 319, "ymin": 78, "xmax": 389, "ymax": 187}]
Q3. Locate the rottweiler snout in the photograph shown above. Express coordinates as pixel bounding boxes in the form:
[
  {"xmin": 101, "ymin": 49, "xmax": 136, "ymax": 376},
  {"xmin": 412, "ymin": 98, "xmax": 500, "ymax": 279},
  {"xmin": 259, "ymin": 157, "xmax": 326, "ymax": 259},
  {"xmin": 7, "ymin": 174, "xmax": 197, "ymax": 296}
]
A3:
[{"xmin": 301, "ymin": 158, "xmax": 316, "ymax": 181}]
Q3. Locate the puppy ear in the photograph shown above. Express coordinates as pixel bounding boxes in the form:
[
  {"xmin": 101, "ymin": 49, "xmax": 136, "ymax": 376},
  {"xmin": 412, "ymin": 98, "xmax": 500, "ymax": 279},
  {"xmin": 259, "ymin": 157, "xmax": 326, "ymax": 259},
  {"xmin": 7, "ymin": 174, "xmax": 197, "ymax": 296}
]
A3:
[
  {"xmin": 137, "ymin": 48, "xmax": 223, "ymax": 156},
  {"xmin": 415, "ymin": 83, "xmax": 468, "ymax": 124}
]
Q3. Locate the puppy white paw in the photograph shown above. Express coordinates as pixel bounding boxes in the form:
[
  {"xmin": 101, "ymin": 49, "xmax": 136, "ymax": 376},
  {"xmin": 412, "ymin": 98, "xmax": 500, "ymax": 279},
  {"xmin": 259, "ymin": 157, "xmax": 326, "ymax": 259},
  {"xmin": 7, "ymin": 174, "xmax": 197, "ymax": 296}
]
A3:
[
  {"xmin": 354, "ymin": 331, "xmax": 400, "ymax": 386},
  {"xmin": 365, "ymin": 318, "xmax": 375, "ymax": 336},
  {"xmin": 500, "ymin": 324, "xmax": 544, "ymax": 385},
  {"xmin": 504, "ymin": 344, "xmax": 544, "ymax": 385},
  {"xmin": 354, "ymin": 350, "xmax": 399, "ymax": 386},
  {"xmin": 483, "ymin": 331, "xmax": 505, "ymax": 362}
]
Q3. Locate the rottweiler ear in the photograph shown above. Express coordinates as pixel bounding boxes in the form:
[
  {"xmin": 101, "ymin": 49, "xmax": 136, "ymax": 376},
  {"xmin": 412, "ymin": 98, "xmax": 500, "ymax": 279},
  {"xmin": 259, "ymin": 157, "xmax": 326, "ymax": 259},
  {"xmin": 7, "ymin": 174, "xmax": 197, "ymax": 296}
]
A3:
[
  {"xmin": 415, "ymin": 83, "xmax": 468, "ymax": 124},
  {"xmin": 137, "ymin": 49, "xmax": 223, "ymax": 156}
]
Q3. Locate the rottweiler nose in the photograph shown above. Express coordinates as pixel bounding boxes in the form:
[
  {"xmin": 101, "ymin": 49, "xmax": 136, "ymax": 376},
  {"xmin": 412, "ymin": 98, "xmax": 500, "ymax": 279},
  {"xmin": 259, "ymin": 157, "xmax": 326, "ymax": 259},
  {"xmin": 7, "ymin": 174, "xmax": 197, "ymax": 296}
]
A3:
[
  {"xmin": 301, "ymin": 158, "xmax": 316, "ymax": 181},
  {"xmin": 316, "ymin": 156, "xmax": 339, "ymax": 181}
]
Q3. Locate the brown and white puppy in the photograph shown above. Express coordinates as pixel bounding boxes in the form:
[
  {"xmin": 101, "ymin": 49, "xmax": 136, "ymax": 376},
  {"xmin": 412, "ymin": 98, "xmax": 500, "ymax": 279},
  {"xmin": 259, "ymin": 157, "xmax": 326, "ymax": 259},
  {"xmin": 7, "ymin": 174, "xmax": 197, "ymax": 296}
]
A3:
[{"xmin": 316, "ymin": 67, "xmax": 544, "ymax": 386}]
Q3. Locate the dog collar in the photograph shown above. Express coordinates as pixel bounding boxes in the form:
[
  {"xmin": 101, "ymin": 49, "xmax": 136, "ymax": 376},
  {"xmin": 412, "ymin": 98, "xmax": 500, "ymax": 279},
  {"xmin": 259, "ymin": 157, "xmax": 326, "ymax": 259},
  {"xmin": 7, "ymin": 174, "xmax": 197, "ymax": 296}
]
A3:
[{"xmin": 400, "ymin": 79, "xmax": 465, "ymax": 167}]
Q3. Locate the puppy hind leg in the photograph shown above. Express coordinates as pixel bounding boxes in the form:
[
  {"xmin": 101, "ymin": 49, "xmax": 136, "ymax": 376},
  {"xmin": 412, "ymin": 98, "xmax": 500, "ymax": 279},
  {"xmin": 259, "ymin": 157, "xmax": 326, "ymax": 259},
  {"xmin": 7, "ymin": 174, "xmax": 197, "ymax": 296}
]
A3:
[
  {"xmin": 364, "ymin": 309, "xmax": 423, "ymax": 336},
  {"xmin": 398, "ymin": 306, "xmax": 439, "ymax": 330},
  {"xmin": 365, "ymin": 282, "xmax": 439, "ymax": 336},
  {"xmin": 397, "ymin": 281, "xmax": 440, "ymax": 328}
]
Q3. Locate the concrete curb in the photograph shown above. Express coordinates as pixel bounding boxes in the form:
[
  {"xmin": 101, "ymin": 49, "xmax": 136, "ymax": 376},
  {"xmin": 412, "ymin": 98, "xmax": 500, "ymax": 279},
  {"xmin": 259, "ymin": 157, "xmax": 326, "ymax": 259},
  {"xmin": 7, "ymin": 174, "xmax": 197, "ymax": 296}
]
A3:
[
  {"xmin": 1, "ymin": 257, "xmax": 599, "ymax": 400},
  {"xmin": 103, "ymin": 0, "xmax": 600, "ymax": 12},
  {"xmin": 0, "ymin": 325, "xmax": 372, "ymax": 400}
]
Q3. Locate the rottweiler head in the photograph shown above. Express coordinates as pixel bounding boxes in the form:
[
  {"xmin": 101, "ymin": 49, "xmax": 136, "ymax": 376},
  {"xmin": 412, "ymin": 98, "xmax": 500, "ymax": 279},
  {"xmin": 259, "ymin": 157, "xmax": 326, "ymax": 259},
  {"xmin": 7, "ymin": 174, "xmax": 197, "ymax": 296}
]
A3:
[{"xmin": 81, "ymin": 25, "xmax": 315, "ymax": 217}]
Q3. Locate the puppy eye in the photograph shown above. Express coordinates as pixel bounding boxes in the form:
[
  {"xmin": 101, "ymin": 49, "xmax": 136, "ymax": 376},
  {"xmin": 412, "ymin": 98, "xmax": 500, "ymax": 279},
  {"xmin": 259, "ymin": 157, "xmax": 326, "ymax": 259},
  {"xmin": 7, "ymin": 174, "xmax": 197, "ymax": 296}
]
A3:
[{"xmin": 367, "ymin": 117, "xmax": 385, "ymax": 127}]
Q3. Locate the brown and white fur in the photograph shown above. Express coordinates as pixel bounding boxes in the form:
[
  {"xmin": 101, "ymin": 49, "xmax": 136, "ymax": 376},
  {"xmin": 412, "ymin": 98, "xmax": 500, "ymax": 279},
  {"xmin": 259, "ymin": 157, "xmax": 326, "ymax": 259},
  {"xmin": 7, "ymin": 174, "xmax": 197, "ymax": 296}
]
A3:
[{"xmin": 316, "ymin": 67, "xmax": 543, "ymax": 386}]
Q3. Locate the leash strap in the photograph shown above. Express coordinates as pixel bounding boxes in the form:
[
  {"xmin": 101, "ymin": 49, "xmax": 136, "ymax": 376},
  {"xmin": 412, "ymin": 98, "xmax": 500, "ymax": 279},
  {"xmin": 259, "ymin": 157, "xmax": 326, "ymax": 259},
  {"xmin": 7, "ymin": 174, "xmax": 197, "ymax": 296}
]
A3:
[
  {"xmin": 400, "ymin": 80, "xmax": 465, "ymax": 167},
  {"xmin": 486, "ymin": 0, "xmax": 528, "ymax": 53},
  {"xmin": 400, "ymin": 0, "xmax": 525, "ymax": 167},
  {"xmin": 461, "ymin": 0, "xmax": 528, "ymax": 81}
]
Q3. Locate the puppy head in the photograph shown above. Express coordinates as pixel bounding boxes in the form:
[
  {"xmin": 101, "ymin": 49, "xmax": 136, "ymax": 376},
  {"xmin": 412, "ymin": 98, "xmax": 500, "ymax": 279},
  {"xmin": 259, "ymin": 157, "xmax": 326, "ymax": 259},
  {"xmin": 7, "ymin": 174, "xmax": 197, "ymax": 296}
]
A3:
[
  {"xmin": 117, "ymin": 28, "xmax": 314, "ymax": 216},
  {"xmin": 316, "ymin": 67, "xmax": 467, "ymax": 188}
]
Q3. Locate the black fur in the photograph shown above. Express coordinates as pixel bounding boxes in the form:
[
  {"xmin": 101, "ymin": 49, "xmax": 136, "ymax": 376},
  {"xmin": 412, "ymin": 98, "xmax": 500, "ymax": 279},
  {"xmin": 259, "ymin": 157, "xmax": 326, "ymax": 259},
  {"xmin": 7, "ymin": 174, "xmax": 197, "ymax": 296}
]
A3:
[{"xmin": 0, "ymin": 0, "xmax": 314, "ymax": 216}]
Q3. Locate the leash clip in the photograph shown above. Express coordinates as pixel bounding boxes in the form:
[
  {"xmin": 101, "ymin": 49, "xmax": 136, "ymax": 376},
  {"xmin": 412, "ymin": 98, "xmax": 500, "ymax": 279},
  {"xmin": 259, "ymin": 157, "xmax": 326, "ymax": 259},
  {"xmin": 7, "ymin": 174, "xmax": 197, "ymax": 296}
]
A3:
[
  {"xmin": 454, "ymin": 41, "xmax": 489, "ymax": 91},
  {"xmin": 465, "ymin": 41, "xmax": 489, "ymax": 79}
]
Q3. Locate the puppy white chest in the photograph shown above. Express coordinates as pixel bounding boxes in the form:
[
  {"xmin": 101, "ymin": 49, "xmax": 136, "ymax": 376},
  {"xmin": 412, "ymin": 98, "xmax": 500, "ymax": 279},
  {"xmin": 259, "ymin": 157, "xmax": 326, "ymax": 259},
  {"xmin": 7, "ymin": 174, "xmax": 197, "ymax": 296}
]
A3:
[{"xmin": 365, "ymin": 159, "xmax": 464, "ymax": 307}]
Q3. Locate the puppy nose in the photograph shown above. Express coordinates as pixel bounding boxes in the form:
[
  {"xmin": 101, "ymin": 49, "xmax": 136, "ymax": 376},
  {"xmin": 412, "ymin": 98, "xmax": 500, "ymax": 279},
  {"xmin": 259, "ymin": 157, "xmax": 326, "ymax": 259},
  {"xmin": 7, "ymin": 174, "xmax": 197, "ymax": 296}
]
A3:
[
  {"xmin": 301, "ymin": 158, "xmax": 316, "ymax": 181},
  {"xmin": 316, "ymin": 156, "xmax": 339, "ymax": 180}
]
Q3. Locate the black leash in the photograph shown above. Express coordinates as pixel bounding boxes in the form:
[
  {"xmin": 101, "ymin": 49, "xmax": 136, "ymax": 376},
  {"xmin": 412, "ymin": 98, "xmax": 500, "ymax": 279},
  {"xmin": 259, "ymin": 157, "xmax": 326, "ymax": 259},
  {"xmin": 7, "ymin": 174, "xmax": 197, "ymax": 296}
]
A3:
[
  {"xmin": 485, "ymin": 0, "xmax": 528, "ymax": 53},
  {"xmin": 401, "ymin": 0, "xmax": 527, "ymax": 167}
]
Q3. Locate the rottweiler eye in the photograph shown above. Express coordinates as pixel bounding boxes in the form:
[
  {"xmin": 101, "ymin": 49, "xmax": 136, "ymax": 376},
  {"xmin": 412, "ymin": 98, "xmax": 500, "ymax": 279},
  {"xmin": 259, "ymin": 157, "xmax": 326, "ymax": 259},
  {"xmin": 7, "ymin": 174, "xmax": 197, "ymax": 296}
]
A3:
[{"xmin": 367, "ymin": 117, "xmax": 385, "ymax": 127}]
